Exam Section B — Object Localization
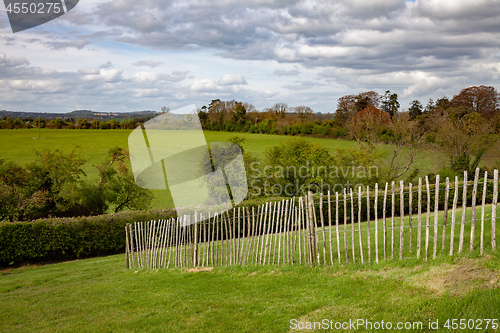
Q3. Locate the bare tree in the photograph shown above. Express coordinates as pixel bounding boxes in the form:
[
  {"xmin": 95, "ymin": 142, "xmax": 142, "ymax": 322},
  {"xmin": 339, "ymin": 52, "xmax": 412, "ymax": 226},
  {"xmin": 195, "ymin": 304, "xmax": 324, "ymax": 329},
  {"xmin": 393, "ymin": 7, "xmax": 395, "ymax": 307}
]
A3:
[
  {"xmin": 436, "ymin": 112, "xmax": 495, "ymax": 173},
  {"xmin": 383, "ymin": 113, "xmax": 423, "ymax": 182},
  {"xmin": 294, "ymin": 105, "xmax": 314, "ymax": 122}
]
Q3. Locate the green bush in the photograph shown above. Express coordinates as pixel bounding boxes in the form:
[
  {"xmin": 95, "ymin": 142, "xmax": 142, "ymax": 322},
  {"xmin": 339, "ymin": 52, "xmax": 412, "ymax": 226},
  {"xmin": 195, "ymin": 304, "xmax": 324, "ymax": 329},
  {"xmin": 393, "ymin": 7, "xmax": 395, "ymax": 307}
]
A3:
[{"xmin": 0, "ymin": 209, "xmax": 176, "ymax": 267}]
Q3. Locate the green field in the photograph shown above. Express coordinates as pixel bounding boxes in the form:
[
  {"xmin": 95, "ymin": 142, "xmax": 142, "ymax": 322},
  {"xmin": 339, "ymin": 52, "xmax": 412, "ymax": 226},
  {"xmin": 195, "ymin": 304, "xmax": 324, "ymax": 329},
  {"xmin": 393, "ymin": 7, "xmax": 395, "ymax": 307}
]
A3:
[
  {"xmin": 0, "ymin": 250, "xmax": 498, "ymax": 332},
  {"xmin": 0, "ymin": 129, "xmax": 447, "ymax": 210}
]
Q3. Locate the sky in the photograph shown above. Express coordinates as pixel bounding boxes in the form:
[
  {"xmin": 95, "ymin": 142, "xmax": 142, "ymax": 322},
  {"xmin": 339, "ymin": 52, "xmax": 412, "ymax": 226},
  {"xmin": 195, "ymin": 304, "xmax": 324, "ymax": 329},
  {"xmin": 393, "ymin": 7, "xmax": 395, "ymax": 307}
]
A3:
[{"xmin": 0, "ymin": 0, "xmax": 499, "ymax": 114}]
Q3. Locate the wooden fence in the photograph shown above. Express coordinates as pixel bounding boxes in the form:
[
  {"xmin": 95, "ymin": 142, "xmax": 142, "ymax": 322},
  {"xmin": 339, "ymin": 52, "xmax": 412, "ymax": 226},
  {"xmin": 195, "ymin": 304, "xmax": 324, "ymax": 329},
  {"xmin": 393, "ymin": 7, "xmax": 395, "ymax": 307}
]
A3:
[{"xmin": 125, "ymin": 168, "xmax": 498, "ymax": 269}]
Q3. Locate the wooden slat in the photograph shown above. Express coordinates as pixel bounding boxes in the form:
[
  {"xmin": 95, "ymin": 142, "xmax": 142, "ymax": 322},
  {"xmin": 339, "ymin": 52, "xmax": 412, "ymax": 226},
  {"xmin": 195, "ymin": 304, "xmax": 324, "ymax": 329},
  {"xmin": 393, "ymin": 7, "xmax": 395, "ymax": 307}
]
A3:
[
  {"xmin": 328, "ymin": 191, "xmax": 334, "ymax": 265},
  {"xmin": 367, "ymin": 186, "xmax": 371, "ymax": 263},
  {"xmin": 399, "ymin": 180, "xmax": 405, "ymax": 260},
  {"xmin": 350, "ymin": 189, "xmax": 356, "ymax": 263},
  {"xmin": 470, "ymin": 168, "xmax": 480, "ymax": 251},
  {"xmin": 319, "ymin": 193, "xmax": 326, "ymax": 265},
  {"xmin": 480, "ymin": 171, "xmax": 487, "ymax": 256},
  {"xmin": 493, "ymin": 170, "xmax": 498, "ymax": 251},
  {"xmin": 391, "ymin": 181, "xmax": 395, "ymax": 260},
  {"xmin": 417, "ymin": 178, "xmax": 422, "ymax": 259},
  {"xmin": 358, "ymin": 186, "xmax": 364, "ymax": 264},
  {"xmin": 344, "ymin": 188, "xmax": 349, "ymax": 263},
  {"xmin": 374, "ymin": 183, "xmax": 379, "ymax": 264},
  {"xmin": 425, "ymin": 176, "xmax": 430, "ymax": 260},
  {"xmin": 459, "ymin": 171, "xmax": 468, "ymax": 254},
  {"xmin": 409, "ymin": 183, "xmax": 413, "ymax": 254},
  {"xmin": 383, "ymin": 182, "xmax": 388, "ymax": 260},
  {"xmin": 335, "ymin": 192, "xmax": 341, "ymax": 264},
  {"xmin": 442, "ymin": 178, "xmax": 450, "ymax": 252},
  {"xmin": 450, "ymin": 177, "xmax": 459, "ymax": 256},
  {"xmin": 433, "ymin": 175, "xmax": 439, "ymax": 259}
]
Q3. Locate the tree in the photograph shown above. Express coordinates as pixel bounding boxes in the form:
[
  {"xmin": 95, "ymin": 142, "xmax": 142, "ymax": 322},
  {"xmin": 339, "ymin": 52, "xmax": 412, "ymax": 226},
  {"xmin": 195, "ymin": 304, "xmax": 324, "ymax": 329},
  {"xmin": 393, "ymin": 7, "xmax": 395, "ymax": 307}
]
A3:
[
  {"xmin": 0, "ymin": 148, "xmax": 88, "ymax": 220},
  {"xmin": 425, "ymin": 98, "xmax": 435, "ymax": 113},
  {"xmin": 335, "ymin": 94, "xmax": 357, "ymax": 127},
  {"xmin": 435, "ymin": 96, "xmax": 451, "ymax": 112},
  {"xmin": 451, "ymin": 85, "xmax": 499, "ymax": 117},
  {"xmin": 335, "ymin": 91, "xmax": 380, "ymax": 127},
  {"xmin": 381, "ymin": 113, "xmax": 423, "ymax": 182},
  {"xmin": 436, "ymin": 113, "xmax": 495, "ymax": 173},
  {"xmin": 85, "ymin": 147, "xmax": 153, "ymax": 214},
  {"xmin": 294, "ymin": 105, "xmax": 314, "ymax": 122},
  {"xmin": 356, "ymin": 91, "xmax": 380, "ymax": 111},
  {"xmin": 264, "ymin": 138, "xmax": 332, "ymax": 195},
  {"xmin": 0, "ymin": 148, "xmax": 153, "ymax": 221},
  {"xmin": 227, "ymin": 100, "xmax": 247, "ymax": 125},
  {"xmin": 381, "ymin": 90, "xmax": 400, "ymax": 119},
  {"xmin": 408, "ymin": 100, "xmax": 423, "ymax": 120},
  {"xmin": 350, "ymin": 106, "xmax": 390, "ymax": 148},
  {"xmin": 271, "ymin": 102, "xmax": 288, "ymax": 118},
  {"xmin": 207, "ymin": 99, "xmax": 226, "ymax": 130}
]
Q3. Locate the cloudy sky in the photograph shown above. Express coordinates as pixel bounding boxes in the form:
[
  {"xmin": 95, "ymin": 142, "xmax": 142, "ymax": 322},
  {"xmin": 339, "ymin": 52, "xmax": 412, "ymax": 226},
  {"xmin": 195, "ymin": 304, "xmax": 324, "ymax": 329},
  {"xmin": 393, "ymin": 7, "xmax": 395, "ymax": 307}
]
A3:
[{"xmin": 0, "ymin": 0, "xmax": 499, "ymax": 113}]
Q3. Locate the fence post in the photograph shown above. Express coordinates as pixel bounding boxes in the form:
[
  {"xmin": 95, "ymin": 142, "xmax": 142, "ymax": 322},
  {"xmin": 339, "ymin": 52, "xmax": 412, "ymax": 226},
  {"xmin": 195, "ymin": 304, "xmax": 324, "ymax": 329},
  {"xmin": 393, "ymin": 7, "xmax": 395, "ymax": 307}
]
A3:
[
  {"xmin": 343, "ymin": 188, "xmax": 349, "ymax": 263},
  {"xmin": 442, "ymin": 178, "xmax": 450, "ymax": 252},
  {"xmin": 399, "ymin": 180, "xmax": 405, "ymax": 260},
  {"xmin": 493, "ymin": 170, "xmax": 498, "ymax": 251},
  {"xmin": 433, "ymin": 175, "xmax": 440, "ymax": 259},
  {"xmin": 450, "ymin": 177, "xmax": 459, "ymax": 256},
  {"xmin": 358, "ymin": 186, "xmax": 364, "ymax": 264},
  {"xmin": 480, "ymin": 171, "xmax": 487, "ymax": 256},
  {"xmin": 409, "ymin": 183, "xmax": 413, "ymax": 254},
  {"xmin": 425, "ymin": 176, "xmax": 430, "ymax": 261},
  {"xmin": 459, "ymin": 171, "xmax": 468, "ymax": 254},
  {"xmin": 193, "ymin": 215, "xmax": 198, "ymax": 267},
  {"xmin": 320, "ymin": 193, "xmax": 326, "ymax": 265},
  {"xmin": 417, "ymin": 178, "xmax": 422, "ymax": 259},
  {"xmin": 125, "ymin": 224, "xmax": 130, "ymax": 269},
  {"xmin": 375, "ymin": 183, "xmax": 379, "ymax": 264},
  {"xmin": 391, "ymin": 181, "xmax": 395, "ymax": 260},
  {"xmin": 367, "ymin": 186, "xmax": 371, "ymax": 263},
  {"xmin": 306, "ymin": 191, "xmax": 317, "ymax": 266},
  {"xmin": 470, "ymin": 168, "xmax": 480, "ymax": 252}
]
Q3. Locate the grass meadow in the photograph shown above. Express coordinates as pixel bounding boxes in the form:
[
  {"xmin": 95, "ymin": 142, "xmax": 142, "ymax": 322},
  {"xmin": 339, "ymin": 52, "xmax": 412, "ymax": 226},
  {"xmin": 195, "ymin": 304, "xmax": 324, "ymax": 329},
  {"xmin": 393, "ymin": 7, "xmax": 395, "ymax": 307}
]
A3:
[
  {"xmin": 0, "ymin": 128, "xmax": 446, "ymax": 210},
  {"xmin": 1, "ymin": 247, "xmax": 498, "ymax": 332}
]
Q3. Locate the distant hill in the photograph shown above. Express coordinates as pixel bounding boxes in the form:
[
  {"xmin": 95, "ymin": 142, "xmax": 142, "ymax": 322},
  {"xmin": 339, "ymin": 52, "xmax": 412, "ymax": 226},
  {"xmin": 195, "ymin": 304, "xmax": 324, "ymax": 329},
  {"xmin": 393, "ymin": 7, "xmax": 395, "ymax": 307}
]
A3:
[{"xmin": 0, "ymin": 110, "xmax": 160, "ymax": 121}]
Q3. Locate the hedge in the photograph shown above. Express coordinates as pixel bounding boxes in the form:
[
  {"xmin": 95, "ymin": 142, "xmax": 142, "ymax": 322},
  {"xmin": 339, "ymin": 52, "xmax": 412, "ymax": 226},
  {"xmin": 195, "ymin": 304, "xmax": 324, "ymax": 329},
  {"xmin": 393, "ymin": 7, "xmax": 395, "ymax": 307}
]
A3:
[
  {"xmin": 0, "ymin": 209, "xmax": 176, "ymax": 267},
  {"xmin": 0, "ymin": 196, "xmax": 286, "ymax": 267}
]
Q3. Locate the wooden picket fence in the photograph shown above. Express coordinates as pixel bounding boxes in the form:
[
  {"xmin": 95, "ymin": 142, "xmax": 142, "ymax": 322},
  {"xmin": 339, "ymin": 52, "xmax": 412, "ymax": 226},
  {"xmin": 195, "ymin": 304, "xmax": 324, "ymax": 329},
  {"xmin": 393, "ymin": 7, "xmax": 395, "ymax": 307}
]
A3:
[{"xmin": 125, "ymin": 168, "xmax": 498, "ymax": 269}]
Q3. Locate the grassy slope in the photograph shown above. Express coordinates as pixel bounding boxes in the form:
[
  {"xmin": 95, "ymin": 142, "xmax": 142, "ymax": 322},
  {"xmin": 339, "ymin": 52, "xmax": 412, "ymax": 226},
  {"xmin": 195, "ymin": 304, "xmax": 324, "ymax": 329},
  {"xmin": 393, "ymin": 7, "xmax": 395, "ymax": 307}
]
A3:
[
  {"xmin": 1, "ymin": 206, "xmax": 498, "ymax": 332},
  {"xmin": 0, "ymin": 252, "xmax": 498, "ymax": 332},
  {"xmin": 0, "ymin": 129, "xmax": 449, "ymax": 211},
  {"xmin": 0, "ymin": 128, "xmax": 444, "ymax": 176}
]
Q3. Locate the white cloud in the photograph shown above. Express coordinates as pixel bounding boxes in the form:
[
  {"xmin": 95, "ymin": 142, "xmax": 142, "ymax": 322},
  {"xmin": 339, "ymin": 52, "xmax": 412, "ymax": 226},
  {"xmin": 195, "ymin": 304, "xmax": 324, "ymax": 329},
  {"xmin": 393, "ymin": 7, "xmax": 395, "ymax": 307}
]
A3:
[
  {"xmin": 217, "ymin": 74, "xmax": 248, "ymax": 86},
  {"xmin": 132, "ymin": 60, "xmax": 164, "ymax": 68},
  {"xmin": 0, "ymin": 0, "xmax": 499, "ymax": 113},
  {"xmin": 81, "ymin": 68, "xmax": 124, "ymax": 82}
]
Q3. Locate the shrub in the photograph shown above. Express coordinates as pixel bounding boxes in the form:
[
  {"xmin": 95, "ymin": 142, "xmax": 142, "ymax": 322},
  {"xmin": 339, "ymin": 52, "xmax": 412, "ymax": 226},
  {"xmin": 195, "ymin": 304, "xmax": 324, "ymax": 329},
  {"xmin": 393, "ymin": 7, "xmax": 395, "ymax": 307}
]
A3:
[{"xmin": 0, "ymin": 209, "xmax": 176, "ymax": 266}]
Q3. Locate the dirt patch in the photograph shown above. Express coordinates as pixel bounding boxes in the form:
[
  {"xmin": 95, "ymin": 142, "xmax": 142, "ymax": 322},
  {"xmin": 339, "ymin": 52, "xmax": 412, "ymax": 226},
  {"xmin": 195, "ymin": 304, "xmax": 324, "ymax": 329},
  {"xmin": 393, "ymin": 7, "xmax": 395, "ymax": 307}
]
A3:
[
  {"xmin": 409, "ymin": 259, "xmax": 499, "ymax": 296},
  {"xmin": 182, "ymin": 267, "xmax": 214, "ymax": 273},
  {"xmin": 443, "ymin": 260, "xmax": 499, "ymax": 296}
]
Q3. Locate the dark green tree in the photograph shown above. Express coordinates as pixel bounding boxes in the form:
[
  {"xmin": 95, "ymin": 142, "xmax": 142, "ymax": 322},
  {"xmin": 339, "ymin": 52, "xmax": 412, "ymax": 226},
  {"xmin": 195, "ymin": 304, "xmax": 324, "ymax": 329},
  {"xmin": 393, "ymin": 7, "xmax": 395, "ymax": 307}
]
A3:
[
  {"xmin": 381, "ymin": 90, "xmax": 400, "ymax": 119},
  {"xmin": 408, "ymin": 100, "xmax": 423, "ymax": 120}
]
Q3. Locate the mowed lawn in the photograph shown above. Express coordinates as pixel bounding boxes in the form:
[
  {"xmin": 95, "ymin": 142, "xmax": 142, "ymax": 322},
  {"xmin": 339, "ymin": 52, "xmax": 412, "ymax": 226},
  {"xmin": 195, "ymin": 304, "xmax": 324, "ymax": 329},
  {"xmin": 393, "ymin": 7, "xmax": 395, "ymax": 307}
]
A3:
[
  {"xmin": 0, "ymin": 129, "xmax": 446, "ymax": 210},
  {"xmin": 0, "ymin": 250, "xmax": 498, "ymax": 332}
]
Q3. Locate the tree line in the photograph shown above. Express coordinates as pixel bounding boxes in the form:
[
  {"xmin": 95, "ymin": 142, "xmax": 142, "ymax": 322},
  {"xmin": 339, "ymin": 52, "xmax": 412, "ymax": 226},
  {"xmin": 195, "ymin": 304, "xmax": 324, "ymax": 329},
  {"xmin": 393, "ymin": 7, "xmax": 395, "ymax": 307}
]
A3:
[
  {"xmin": 0, "ymin": 148, "xmax": 152, "ymax": 222},
  {"xmin": 0, "ymin": 115, "xmax": 156, "ymax": 130}
]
